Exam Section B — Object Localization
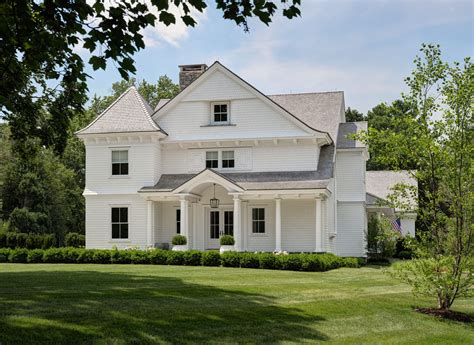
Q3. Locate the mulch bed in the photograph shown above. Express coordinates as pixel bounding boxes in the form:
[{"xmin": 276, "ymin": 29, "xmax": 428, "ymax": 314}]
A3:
[{"xmin": 414, "ymin": 307, "xmax": 474, "ymax": 323}]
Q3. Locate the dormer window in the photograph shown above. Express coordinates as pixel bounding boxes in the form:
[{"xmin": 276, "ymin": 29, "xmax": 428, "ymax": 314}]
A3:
[{"xmin": 211, "ymin": 102, "xmax": 230, "ymax": 125}]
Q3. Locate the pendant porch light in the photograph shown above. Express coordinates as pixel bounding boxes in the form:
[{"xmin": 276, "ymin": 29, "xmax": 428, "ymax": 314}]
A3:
[{"xmin": 210, "ymin": 183, "xmax": 220, "ymax": 209}]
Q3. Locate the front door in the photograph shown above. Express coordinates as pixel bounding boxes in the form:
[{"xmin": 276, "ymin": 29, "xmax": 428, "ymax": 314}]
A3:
[{"xmin": 207, "ymin": 209, "xmax": 233, "ymax": 249}]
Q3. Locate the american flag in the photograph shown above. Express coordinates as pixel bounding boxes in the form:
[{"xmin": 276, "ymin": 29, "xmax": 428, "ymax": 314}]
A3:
[{"xmin": 390, "ymin": 218, "xmax": 402, "ymax": 234}]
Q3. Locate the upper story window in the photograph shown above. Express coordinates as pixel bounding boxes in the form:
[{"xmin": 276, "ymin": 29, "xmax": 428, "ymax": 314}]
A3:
[
  {"xmin": 206, "ymin": 151, "xmax": 218, "ymax": 168},
  {"xmin": 222, "ymin": 151, "xmax": 235, "ymax": 168},
  {"xmin": 112, "ymin": 150, "xmax": 128, "ymax": 175},
  {"xmin": 211, "ymin": 102, "xmax": 230, "ymax": 125}
]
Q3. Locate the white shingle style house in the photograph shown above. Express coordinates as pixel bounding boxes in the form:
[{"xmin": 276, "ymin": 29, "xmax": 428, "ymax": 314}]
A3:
[{"xmin": 77, "ymin": 62, "xmax": 417, "ymax": 257}]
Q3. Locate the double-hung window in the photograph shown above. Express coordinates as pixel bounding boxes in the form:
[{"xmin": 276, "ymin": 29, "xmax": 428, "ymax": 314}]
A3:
[
  {"xmin": 222, "ymin": 151, "xmax": 235, "ymax": 168},
  {"xmin": 211, "ymin": 103, "xmax": 229, "ymax": 124},
  {"xmin": 111, "ymin": 207, "xmax": 128, "ymax": 239},
  {"xmin": 112, "ymin": 150, "xmax": 128, "ymax": 175},
  {"xmin": 176, "ymin": 209, "xmax": 181, "ymax": 234},
  {"xmin": 206, "ymin": 151, "xmax": 218, "ymax": 169},
  {"xmin": 252, "ymin": 208, "xmax": 265, "ymax": 234}
]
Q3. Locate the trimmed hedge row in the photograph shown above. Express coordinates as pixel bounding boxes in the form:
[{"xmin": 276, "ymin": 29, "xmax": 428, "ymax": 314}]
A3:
[
  {"xmin": 0, "ymin": 232, "xmax": 56, "ymax": 249},
  {"xmin": 0, "ymin": 248, "xmax": 364, "ymax": 272}
]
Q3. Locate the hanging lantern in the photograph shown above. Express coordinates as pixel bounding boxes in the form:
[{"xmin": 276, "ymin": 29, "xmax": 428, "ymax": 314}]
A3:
[{"xmin": 210, "ymin": 183, "xmax": 220, "ymax": 208}]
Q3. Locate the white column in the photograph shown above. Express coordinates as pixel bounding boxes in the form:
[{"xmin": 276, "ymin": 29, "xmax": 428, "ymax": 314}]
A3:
[
  {"xmin": 233, "ymin": 196, "xmax": 242, "ymax": 251},
  {"xmin": 180, "ymin": 198, "xmax": 189, "ymax": 249},
  {"xmin": 146, "ymin": 200, "xmax": 154, "ymax": 248},
  {"xmin": 192, "ymin": 202, "xmax": 197, "ymax": 250},
  {"xmin": 315, "ymin": 198, "xmax": 323, "ymax": 252},
  {"xmin": 275, "ymin": 198, "xmax": 282, "ymax": 252}
]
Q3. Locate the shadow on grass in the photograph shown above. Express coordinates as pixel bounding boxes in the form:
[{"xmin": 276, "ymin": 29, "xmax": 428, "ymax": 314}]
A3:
[{"xmin": 0, "ymin": 268, "xmax": 328, "ymax": 344}]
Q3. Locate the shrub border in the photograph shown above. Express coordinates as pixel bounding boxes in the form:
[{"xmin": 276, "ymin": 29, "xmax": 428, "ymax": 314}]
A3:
[{"xmin": 0, "ymin": 248, "xmax": 365, "ymax": 272}]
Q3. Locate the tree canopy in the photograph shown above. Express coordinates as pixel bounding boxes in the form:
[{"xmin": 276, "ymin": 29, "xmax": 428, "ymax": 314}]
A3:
[{"xmin": 1, "ymin": 0, "xmax": 302, "ymax": 155}]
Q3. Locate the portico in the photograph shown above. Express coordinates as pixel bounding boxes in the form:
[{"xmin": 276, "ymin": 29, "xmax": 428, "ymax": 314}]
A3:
[{"xmin": 140, "ymin": 169, "xmax": 330, "ymax": 252}]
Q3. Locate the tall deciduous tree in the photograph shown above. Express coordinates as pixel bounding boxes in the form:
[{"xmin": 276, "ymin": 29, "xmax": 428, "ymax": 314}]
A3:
[
  {"xmin": 359, "ymin": 44, "xmax": 473, "ymax": 311},
  {"xmin": 1, "ymin": 0, "xmax": 302, "ymax": 155}
]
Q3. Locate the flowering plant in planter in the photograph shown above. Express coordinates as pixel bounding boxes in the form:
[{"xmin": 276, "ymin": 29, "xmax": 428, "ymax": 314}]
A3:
[
  {"xmin": 219, "ymin": 235, "xmax": 235, "ymax": 254},
  {"xmin": 171, "ymin": 235, "xmax": 187, "ymax": 251}
]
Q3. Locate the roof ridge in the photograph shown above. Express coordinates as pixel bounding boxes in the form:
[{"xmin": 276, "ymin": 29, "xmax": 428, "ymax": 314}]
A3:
[
  {"xmin": 130, "ymin": 87, "xmax": 162, "ymax": 132},
  {"xmin": 75, "ymin": 86, "xmax": 135, "ymax": 134},
  {"xmin": 268, "ymin": 91, "xmax": 344, "ymax": 97}
]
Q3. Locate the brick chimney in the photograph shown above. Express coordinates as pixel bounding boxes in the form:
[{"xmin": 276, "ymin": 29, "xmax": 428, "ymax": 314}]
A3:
[{"xmin": 179, "ymin": 64, "xmax": 208, "ymax": 90}]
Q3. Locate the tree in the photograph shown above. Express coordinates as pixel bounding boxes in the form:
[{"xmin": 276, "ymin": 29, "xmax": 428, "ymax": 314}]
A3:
[
  {"xmin": 365, "ymin": 99, "xmax": 417, "ymax": 170},
  {"xmin": 359, "ymin": 44, "xmax": 473, "ymax": 311},
  {"xmin": 1, "ymin": 0, "xmax": 302, "ymax": 155},
  {"xmin": 345, "ymin": 107, "xmax": 366, "ymax": 122}
]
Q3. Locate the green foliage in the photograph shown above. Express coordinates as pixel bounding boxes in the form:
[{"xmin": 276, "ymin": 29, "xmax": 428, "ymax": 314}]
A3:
[
  {"xmin": 9, "ymin": 248, "xmax": 28, "ymax": 263},
  {"xmin": 221, "ymin": 252, "xmax": 241, "ymax": 267},
  {"xmin": 92, "ymin": 250, "xmax": 111, "ymax": 264},
  {"xmin": 42, "ymin": 248, "xmax": 65, "ymax": 263},
  {"xmin": 219, "ymin": 235, "xmax": 235, "ymax": 246},
  {"xmin": 1, "ymin": 1, "xmax": 300, "ymax": 155},
  {"xmin": 258, "ymin": 252, "xmax": 276, "ymax": 269},
  {"xmin": 201, "ymin": 251, "xmax": 221, "ymax": 266},
  {"xmin": 240, "ymin": 253, "xmax": 260, "ymax": 269},
  {"xmin": 149, "ymin": 249, "xmax": 168, "ymax": 265},
  {"xmin": 359, "ymin": 44, "xmax": 473, "ymax": 310},
  {"xmin": 366, "ymin": 215, "xmax": 399, "ymax": 261},
  {"xmin": 172, "ymin": 235, "xmax": 187, "ymax": 245},
  {"xmin": 130, "ymin": 250, "xmax": 150, "ymax": 264},
  {"xmin": 345, "ymin": 107, "xmax": 366, "ymax": 122},
  {"xmin": 1, "ymin": 232, "xmax": 55, "ymax": 249},
  {"xmin": 27, "ymin": 249, "xmax": 44, "ymax": 263},
  {"xmin": 166, "ymin": 251, "xmax": 185, "ymax": 265},
  {"xmin": 64, "ymin": 233, "xmax": 85, "ymax": 248},
  {"xmin": 183, "ymin": 250, "xmax": 202, "ymax": 266},
  {"xmin": 0, "ymin": 231, "xmax": 6, "ymax": 247},
  {"xmin": 276, "ymin": 254, "xmax": 303, "ymax": 271}
]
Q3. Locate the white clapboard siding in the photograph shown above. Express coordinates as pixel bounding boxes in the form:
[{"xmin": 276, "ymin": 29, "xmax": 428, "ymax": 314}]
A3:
[
  {"xmin": 184, "ymin": 69, "xmax": 255, "ymax": 101},
  {"xmin": 245, "ymin": 201, "xmax": 275, "ymax": 252},
  {"xmin": 85, "ymin": 194, "xmax": 147, "ymax": 249},
  {"xmin": 157, "ymin": 99, "xmax": 309, "ymax": 141},
  {"xmin": 335, "ymin": 151, "xmax": 365, "ymax": 201},
  {"xmin": 85, "ymin": 142, "xmax": 159, "ymax": 193},
  {"xmin": 400, "ymin": 217, "xmax": 416, "ymax": 237},
  {"xmin": 281, "ymin": 200, "xmax": 316, "ymax": 252},
  {"xmin": 335, "ymin": 202, "xmax": 366, "ymax": 257},
  {"xmin": 161, "ymin": 144, "xmax": 319, "ymax": 174}
]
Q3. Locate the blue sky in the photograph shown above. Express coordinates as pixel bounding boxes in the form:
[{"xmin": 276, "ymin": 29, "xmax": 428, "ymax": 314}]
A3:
[{"xmin": 84, "ymin": 0, "xmax": 473, "ymax": 113}]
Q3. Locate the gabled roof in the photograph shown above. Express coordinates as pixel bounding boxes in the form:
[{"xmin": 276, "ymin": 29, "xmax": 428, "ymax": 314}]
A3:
[
  {"xmin": 76, "ymin": 87, "xmax": 164, "ymax": 135},
  {"xmin": 152, "ymin": 61, "xmax": 333, "ymax": 143},
  {"xmin": 336, "ymin": 121, "xmax": 367, "ymax": 149},
  {"xmin": 366, "ymin": 171, "xmax": 418, "ymax": 210},
  {"xmin": 268, "ymin": 92, "xmax": 344, "ymax": 142}
]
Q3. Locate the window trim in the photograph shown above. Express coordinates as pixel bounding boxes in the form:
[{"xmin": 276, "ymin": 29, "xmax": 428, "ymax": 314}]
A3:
[
  {"xmin": 250, "ymin": 207, "xmax": 266, "ymax": 236},
  {"xmin": 204, "ymin": 150, "xmax": 236, "ymax": 170},
  {"xmin": 210, "ymin": 101, "xmax": 230, "ymax": 125},
  {"xmin": 110, "ymin": 149, "xmax": 129, "ymax": 178},
  {"xmin": 221, "ymin": 150, "xmax": 235, "ymax": 169},
  {"xmin": 110, "ymin": 205, "xmax": 131, "ymax": 242},
  {"xmin": 205, "ymin": 151, "xmax": 219, "ymax": 169}
]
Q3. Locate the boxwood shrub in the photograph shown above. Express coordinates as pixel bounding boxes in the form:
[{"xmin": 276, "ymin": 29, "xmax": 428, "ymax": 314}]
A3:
[
  {"xmin": 221, "ymin": 252, "xmax": 241, "ymax": 267},
  {"xmin": 201, "ymin": 251, "xmax": 220, "ymax": 266},
  {"xmin": 0, "ymin": 248, "xmax": 364, "ymax": 272},
  {"xmin": 240, "ymin": 253, "xmax": 260, "ymax": 268},
  {"xmin": 183, "ymin": 250, "xmax": 202, "ymax": 266},
  {"xmin": 166, "ymin": 251, "xmax": 184, "ymax": 265}
]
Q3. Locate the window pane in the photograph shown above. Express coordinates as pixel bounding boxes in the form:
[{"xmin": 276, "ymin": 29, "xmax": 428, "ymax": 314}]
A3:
[
  {"xmin": 112, "ymin": 163, "xmax": 120, "ymax": 175},
  {"xmin": 220, "ymin": 104, "xmax": 227, "ymax": 113},
  {"xmin": 120, "ymin": 208, "xmax": 128, "ymax": 222},
  {"xmin": 214, "ymin": 104, "xmax": 220, "ymax": 113},
  {"xmin": 206, "ymin": 151, "xmax": 218, "ymax": 160},
  {"xmin": 112, "ymin": 208, "xmax": 120, "ymax": 222},
  {"xmin": 112, "ymin": 224, "xmax": 120, "ymax": 238},
  {"xmin": 210, "ymin": 211, "xmax": 219, "ymax": 239},
  {"xmin": 222, "ymin": 151, "xmax": 234, "ymax": 160},
  {"xmin": 120, "ymin": 163, "xmax": 129, "ymax": 175},
  {"xmin": 120, "ymin": 224, "xmax": 129, "ymax": 239},
  {"xmin": 252, "ymin": 208, "xmax": 258, "ymax": 220},
  {"xmin": 120, "ymin": 150, "xmax": 128, "ymax": 162},
  {"xmin": 224, "ymin": 211, "xmax": 233, "ymax": 236},
  {"xmin": 176, "ymin": 209, "xmax": 181, "ymax": 234},
  {"xmin": 259, "ymin": 208, "xmax": 265, "ymax": 220},
  {"xmin": 112, "ymin": 151, "xmax": 121, "ymax": 163}
]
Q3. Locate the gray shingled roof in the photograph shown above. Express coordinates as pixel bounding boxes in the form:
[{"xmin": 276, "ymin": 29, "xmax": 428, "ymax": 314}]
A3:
[
  {"xmin": 77, "ymin": 87, "xmax": 163, "ymax": 135},
  {"xmin": 336, "ymin": 121, "xmax": 367, "ymax": 149},
  {"xmin": 140, "ymin": 144, "xmax": 334, "ymax": 192},
  {"xmin": 268, "ymin": 92, "xmax": 344, "ymax": 141},
  {"xmin": 366, "ymin": 171, "xmax": 417, "ymax": 210}
]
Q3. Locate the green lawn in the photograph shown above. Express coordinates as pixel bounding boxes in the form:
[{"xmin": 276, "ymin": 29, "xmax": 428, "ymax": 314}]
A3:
[{"xmin": 0, "ymin": 264, "xmax": 472, "ymax": 344}]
